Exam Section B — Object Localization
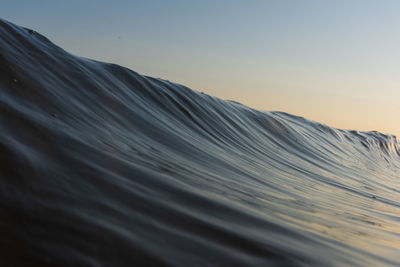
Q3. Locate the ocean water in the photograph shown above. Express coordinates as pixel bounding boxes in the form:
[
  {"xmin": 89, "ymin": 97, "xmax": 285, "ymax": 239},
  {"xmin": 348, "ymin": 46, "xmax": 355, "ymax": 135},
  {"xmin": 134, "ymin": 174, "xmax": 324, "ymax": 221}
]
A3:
[{"xmin": 1, "ymin": 19, "xmax": 400, "ymax": 266}]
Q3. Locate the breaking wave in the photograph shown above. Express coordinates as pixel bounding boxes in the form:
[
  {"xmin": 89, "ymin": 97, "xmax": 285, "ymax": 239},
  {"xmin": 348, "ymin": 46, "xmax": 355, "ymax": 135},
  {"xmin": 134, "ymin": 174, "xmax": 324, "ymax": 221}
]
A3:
[{"xmin": 1, "ymin": 19, "xmax": 400, "ymax": 266}]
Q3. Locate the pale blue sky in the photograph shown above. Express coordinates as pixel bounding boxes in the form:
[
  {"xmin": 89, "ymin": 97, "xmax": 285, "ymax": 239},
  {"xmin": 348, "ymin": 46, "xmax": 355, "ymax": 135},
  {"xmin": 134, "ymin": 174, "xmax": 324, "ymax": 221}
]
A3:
[{"xmin": 2, "ymin": 1, "xmax": 399, "ymax": 136}]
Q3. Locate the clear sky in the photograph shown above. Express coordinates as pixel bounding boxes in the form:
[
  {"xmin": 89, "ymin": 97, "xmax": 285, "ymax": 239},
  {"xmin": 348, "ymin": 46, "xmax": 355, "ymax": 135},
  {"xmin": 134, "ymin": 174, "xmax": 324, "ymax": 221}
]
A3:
[{"xmin": 2, "ymin": 1, "xmax": 399, "ymax": 136}]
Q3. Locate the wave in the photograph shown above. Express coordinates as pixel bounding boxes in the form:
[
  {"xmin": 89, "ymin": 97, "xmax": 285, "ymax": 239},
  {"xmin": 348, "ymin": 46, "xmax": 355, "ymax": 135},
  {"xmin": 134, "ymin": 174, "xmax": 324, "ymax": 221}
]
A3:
[{"xmin": 1, "ymin": 18, "xmax": 400, "ymax": 266}]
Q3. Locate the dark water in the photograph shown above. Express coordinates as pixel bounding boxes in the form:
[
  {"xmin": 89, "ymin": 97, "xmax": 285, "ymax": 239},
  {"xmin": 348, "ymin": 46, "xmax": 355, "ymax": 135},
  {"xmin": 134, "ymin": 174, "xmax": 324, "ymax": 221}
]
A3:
[{"xmin": 1, "ymin": 19, "xmax": 400, "ymax": 266}]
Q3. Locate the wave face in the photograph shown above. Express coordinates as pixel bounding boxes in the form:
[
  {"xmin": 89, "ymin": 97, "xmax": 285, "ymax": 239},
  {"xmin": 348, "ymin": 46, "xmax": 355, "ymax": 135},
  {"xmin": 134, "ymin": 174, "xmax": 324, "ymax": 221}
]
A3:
[{"xmin": 1, "ymin": 19, "xmax": 400, "ymax": 266}]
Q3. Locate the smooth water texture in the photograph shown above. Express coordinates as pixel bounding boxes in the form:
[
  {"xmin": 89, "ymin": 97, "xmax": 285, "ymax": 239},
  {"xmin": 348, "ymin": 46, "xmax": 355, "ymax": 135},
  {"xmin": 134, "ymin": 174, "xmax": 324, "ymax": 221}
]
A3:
[{"xmin": 1, "ymin": 19, "xmax": 400, "ymax": 266}]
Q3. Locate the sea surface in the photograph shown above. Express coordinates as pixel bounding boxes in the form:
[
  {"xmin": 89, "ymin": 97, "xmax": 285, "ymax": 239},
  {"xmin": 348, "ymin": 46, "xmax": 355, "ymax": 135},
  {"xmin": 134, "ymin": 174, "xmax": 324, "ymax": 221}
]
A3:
[{"xmin": 1, "ymin": 19, "xmax": 400, "ymax": 266}]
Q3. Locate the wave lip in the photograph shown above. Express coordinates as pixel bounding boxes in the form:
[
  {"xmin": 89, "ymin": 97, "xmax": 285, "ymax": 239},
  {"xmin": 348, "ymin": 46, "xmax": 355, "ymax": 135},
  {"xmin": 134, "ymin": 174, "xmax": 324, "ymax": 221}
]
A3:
[{"xmin": 1, "ymin": 18, "xmax": 400, "ymax": 266}]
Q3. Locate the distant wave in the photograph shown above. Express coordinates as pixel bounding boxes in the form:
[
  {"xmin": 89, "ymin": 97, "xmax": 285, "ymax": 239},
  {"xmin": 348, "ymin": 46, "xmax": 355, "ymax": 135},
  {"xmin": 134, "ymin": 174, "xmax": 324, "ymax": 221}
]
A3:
[{"xmin": 1, "ymin": 18, "xmax": 400, "ymax": 266}]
